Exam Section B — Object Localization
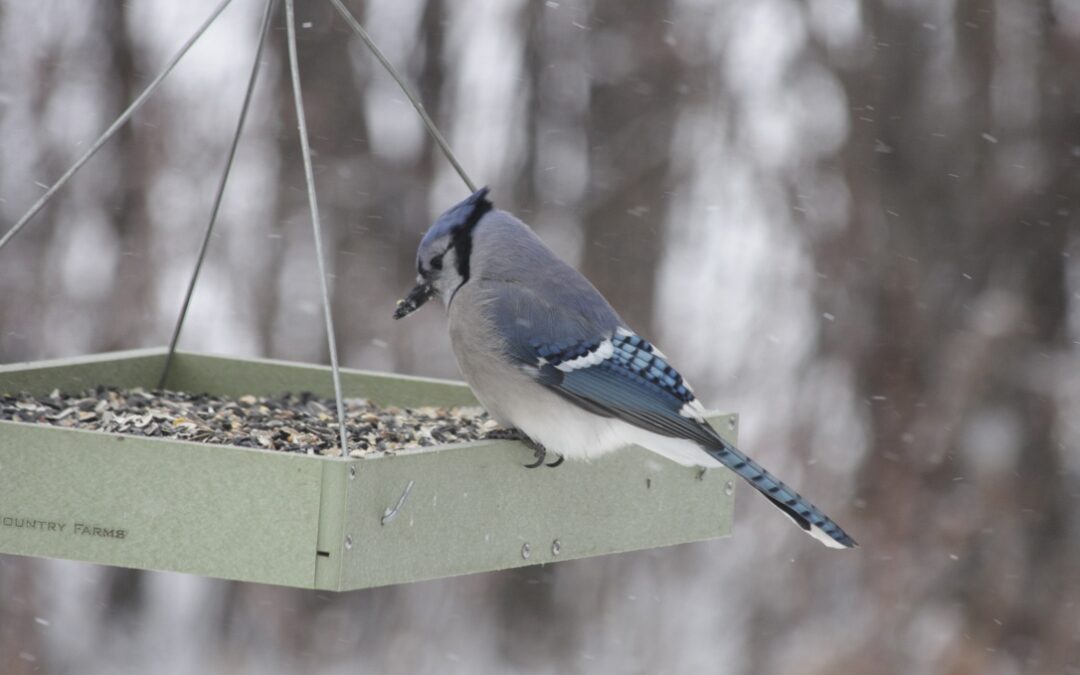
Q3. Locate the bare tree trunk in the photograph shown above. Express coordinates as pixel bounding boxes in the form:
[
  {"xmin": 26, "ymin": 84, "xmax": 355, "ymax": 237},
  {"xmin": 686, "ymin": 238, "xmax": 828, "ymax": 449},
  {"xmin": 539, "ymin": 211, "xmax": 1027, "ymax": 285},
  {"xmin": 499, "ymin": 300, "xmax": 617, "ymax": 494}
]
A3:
[
  {"xmin": 581, "ymin": 0, "xmax": 680, "ymax": 335},
  {"xmin": 98, "ymin": 2, "xmax": 158, "ymax": 352},
  {"xmin": 368, "ymin": 0, "xmax": 447, "ymax": 375}
]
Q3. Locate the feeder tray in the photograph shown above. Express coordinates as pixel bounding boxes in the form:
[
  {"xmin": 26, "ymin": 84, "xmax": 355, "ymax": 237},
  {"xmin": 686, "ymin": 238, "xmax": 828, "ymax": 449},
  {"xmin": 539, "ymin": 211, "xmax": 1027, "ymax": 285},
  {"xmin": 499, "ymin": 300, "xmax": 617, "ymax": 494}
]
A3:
[{"xmin": 0, "ymin": 348, "xmax": 735, "ymax": 591}]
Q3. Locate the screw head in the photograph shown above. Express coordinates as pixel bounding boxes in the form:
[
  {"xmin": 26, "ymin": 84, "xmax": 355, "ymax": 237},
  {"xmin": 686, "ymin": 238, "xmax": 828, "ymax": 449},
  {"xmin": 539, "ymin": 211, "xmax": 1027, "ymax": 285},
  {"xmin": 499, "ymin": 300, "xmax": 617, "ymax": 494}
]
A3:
[
  {"xmin": 349, "ymin": 465, "xmax": 357, "ymax": 479},
  {"xmin": 521, "ymin": 543, "xmax": 531, "ymax": 560},
  {"xmin": 724, "ymin": 480, "xmax": 734, "ymax": 496},
  {"xmin": 345, "ymin": 535, "xmax": 354, "ymax": 550},
  {"xmin": 727, "ymin": 415, "xmax": 736, "ymax": 431},
  {"xmin": 551, "ymin": 539, "xmax": 562, "ymax": 556}
]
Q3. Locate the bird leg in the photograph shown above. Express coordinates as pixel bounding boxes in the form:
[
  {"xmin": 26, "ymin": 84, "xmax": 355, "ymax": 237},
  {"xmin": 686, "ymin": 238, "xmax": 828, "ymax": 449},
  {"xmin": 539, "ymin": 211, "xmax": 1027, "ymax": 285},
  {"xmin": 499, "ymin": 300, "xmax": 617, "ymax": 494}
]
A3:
[{"xmin": 483, "ymin": 427, "xmax": 526, "ymax": 441}]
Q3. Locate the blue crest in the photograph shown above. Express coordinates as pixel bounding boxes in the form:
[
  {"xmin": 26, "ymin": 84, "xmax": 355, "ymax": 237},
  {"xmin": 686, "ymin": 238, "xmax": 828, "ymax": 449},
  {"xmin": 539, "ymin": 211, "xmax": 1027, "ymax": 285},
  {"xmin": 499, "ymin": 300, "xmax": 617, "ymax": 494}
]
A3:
[{"xmin": 419, "ymin": 187, "xmax": 492, "ymax": 253}]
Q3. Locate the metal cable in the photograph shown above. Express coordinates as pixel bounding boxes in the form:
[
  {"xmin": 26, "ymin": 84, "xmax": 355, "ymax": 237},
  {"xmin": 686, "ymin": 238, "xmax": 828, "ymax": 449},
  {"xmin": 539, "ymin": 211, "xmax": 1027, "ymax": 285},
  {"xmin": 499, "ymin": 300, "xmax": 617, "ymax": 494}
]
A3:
[
  {"xmin": 285, "ymin": 0, "xmax": 350, "ymax": 455},
  {"xmin": 159, "ymin": 0, "xmax": 276, "ymax": 390},
  {"xmin": 0, "ymin": 0, "xmax": 236, "ymax": 254},
  {"xmin": 328, "ymin": 0, "xmax": 477, "ymax": 192}
]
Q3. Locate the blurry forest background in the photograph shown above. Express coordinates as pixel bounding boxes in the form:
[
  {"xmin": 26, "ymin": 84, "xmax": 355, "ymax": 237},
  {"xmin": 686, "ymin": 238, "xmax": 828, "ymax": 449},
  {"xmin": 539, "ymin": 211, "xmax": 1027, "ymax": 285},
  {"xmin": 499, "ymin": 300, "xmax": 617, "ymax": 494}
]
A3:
[{"xmin": 1, "ymin": 0, "xmax": 1079, "ymax": 673}]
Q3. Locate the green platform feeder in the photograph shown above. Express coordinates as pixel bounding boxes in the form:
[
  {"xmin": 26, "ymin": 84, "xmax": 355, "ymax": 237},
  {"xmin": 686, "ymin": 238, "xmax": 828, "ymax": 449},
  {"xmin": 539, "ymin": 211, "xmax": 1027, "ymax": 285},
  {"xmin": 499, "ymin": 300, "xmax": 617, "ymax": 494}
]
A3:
[{"xmin": 0, "ymin": 349, "xmax": 735, "ymax": 591}]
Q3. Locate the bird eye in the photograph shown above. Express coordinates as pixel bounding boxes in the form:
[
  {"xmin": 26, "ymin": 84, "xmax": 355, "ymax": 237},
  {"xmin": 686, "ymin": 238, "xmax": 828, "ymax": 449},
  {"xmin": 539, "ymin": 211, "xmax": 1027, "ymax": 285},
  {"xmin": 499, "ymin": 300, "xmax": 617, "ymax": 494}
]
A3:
[{"xmin": 430, "ymin": 253, "xmax": 444, "ymax": 271}]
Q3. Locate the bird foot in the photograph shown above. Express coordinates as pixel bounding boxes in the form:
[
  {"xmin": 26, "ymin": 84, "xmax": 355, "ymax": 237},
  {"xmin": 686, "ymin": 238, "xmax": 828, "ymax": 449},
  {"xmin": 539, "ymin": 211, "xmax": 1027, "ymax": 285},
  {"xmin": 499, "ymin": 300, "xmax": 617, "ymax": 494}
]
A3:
[{"xmin": 521, "ymin": 437, "xmax": 564, "ymax": 469}]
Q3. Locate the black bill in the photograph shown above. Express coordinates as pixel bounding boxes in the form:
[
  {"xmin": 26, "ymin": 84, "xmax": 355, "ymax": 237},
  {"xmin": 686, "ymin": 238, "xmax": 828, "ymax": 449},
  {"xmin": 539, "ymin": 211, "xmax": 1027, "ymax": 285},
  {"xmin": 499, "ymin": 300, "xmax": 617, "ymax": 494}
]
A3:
[{"xmin": 393, "ymin": 281, "xmax": 434, "ymax": 319}]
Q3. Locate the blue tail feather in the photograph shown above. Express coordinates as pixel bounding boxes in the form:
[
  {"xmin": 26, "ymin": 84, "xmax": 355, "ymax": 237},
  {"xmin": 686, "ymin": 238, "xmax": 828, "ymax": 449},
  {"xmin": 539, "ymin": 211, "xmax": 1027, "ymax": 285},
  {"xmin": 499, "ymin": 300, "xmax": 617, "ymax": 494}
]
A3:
[{"xmin": 705, "ymin": 439, "xmax": 858, "ymax": 549}]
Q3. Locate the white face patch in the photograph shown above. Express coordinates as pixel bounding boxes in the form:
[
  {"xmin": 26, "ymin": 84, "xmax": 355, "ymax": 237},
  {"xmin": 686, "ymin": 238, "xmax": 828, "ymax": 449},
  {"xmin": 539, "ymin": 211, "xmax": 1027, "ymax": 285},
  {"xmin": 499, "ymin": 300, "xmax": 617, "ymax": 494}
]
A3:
[
  {"xmin": 434, "ymin": 247, "xmax": 465, "ymax": 305},
  {"xmin": 555, "ymin": 339, "xmax": 615, "ymax": 372}
]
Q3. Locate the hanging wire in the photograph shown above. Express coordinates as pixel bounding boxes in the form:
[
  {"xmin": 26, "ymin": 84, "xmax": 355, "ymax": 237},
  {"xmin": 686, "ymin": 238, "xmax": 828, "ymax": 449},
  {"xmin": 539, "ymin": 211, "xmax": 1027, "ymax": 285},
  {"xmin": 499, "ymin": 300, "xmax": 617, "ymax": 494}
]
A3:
[
  {"xmin": 0, "ymin": 0, "xmax": 466, "ymax": 458},
  {"xmin": 158, "ymin": 0, "xmax": 276, "ymax": 390},
  {"xmin": 0, "ymin": 0, "xmax": 236, "ymax": 254},
  {"xmin": 328, "ymin": 0, "xmax": 477, "ymax": 193},
  {"xmin": 285, "ymin": 0, "xmax": 350, "ymax": 456}
]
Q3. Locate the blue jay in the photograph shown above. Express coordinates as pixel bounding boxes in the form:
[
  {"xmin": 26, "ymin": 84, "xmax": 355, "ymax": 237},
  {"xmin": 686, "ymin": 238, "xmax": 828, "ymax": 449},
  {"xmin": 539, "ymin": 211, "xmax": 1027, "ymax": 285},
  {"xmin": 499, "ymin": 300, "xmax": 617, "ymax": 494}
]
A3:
[{"xmin": 394, "ymin": 187, "xmax": 856, "ymax": 549}]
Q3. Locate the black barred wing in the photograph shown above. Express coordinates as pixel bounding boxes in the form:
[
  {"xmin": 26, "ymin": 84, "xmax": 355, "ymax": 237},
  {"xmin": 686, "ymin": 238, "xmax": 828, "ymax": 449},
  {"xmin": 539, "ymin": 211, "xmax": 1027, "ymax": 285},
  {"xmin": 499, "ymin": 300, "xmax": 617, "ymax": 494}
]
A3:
[
  {"xmin": 528, "ymin": 328, "xmax": 721, "ymax": 447},
  {"xmin": 485, "ymin": 279, "xmax": 721, "ymax": 446}
]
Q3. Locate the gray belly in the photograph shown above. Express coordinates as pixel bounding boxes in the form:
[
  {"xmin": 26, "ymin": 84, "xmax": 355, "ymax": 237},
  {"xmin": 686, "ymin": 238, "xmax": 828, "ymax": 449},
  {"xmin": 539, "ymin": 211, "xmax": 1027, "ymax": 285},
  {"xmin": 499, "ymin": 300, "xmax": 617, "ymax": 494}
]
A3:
[{"xmin": 445, "ymin": 285, "xmax": 527, "ymax": 426}]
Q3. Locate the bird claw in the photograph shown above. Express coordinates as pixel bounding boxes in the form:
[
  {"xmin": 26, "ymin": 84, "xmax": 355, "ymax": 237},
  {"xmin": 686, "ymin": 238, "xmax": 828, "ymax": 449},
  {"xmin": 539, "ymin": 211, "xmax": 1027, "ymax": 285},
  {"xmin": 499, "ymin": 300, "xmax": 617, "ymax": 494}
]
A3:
[
  {"xmin": 519, "ymin": 436, "xmax": 564, "ymax": 469},
  {"xmin": 524, "ymin": 442, "xmax": 547, "ymax": 469}
]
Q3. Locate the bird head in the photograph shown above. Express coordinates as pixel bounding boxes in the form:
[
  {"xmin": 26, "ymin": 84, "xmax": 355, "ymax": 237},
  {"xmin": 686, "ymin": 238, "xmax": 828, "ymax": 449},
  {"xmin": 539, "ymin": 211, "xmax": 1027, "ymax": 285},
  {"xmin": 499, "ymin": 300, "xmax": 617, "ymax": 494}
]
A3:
[{"xmin": 394, "ymin": 186, "xmax": 492, "ymax": 319}]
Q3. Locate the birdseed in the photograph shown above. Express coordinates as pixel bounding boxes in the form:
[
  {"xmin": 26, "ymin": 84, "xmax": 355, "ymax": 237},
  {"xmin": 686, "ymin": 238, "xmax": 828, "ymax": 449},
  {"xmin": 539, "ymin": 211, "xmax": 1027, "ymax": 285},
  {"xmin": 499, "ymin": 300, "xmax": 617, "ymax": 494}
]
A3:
[{"xmin": 0, "ymin": 387, "xmax": 515, "ymax": 457}]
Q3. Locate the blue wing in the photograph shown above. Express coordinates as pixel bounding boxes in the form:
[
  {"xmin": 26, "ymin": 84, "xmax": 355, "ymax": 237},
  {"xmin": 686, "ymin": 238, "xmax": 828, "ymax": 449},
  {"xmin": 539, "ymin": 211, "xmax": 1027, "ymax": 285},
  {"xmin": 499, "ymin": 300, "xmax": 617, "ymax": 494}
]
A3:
[
  {"xmin": 532, "ymin": 330, "xmax": 722, "ymax": 447},
  {"xmin": 485, "ymin": 279, "xmax": 717, "ymax": 444}
]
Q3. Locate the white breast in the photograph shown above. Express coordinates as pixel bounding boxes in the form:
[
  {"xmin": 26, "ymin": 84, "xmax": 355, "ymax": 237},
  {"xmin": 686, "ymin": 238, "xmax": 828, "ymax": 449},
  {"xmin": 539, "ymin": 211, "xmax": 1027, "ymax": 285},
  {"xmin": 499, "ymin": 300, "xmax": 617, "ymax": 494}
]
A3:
[{"xmin": 496, "ymin": 385, "xmax": 721, "ymax": 468}]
